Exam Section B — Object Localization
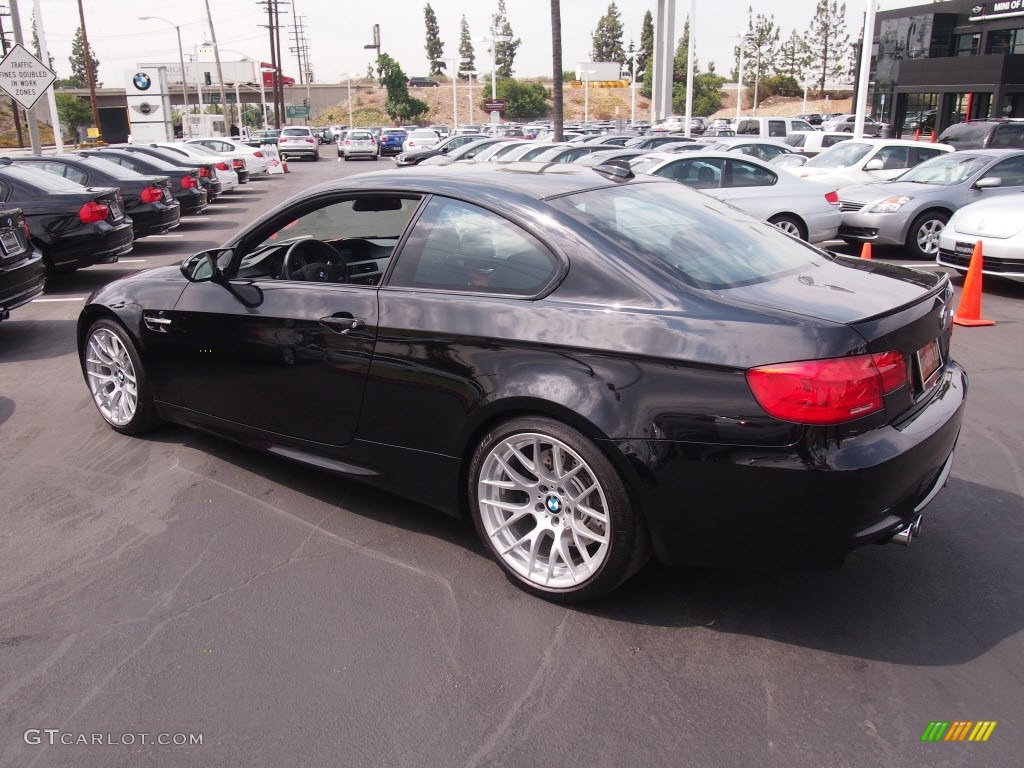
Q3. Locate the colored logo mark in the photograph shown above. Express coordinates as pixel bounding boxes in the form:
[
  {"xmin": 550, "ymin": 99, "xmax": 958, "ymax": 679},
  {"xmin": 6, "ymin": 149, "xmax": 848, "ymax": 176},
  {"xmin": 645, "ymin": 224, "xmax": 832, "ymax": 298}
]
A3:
[
  {"xmin": 921, "ymin": 721, "xmax": 997, "ymax": 742},
  {"xmin": 133, "ymin": 72, "xmax": 151, "ymax": 91}
]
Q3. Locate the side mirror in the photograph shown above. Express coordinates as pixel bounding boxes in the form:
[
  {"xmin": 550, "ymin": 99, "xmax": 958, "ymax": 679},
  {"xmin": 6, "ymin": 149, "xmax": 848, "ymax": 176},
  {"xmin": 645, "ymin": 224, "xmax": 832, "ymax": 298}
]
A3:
[
  {"xmin": 974, "ymin": 176, "xmax": 1002, "ymax": 189},
  {"xmin": 864, "ymin": 158, "xmax": 885, "ymax": 171},
  {"xmin": 180, "ymin": 249, "xmax": 229, "ymax": 282}
]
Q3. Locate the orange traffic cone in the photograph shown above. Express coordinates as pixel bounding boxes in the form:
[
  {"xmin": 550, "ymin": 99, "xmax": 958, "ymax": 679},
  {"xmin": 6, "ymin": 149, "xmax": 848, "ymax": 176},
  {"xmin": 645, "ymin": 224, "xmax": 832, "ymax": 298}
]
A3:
[
  {"xmin": 953, "ymin": 241, "xmax": 995, "ymax": 327},
  {"xmin": 860, "ymin": 242, "xmax": 872, "ymax": 260},
  {"xmin": 930, "ymin": 130, "xmax": 937, "ymax": 143},
  {"xmin": 282, "ymin": 157, "xmax": 290, "ymax": 173},
  {"xmin": 914, "ymin": 128, "xmax": 921, "ymax": 141}
]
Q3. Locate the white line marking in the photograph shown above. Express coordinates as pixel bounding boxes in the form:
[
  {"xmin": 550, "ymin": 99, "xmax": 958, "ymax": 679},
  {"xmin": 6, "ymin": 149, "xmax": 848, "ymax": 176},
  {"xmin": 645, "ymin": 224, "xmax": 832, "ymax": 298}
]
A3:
[
  {"xmin": 146, "ymin": 234, "xmax": 185, "ymax": 238},
  {"xmin": 33, "ymin": 297, "xmax": 86, "ymax": 302},
  {"xmin": 118, "ymin": 258, "xmax": 147, "ymax": 263}
]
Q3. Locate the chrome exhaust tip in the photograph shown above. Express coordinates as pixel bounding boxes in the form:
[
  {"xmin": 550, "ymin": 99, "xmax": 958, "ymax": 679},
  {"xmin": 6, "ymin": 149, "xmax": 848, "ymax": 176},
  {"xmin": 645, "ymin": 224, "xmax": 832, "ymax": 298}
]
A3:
[{"xmin": 891, "ymin": 515, "xmax": 923, "ymax": 547}]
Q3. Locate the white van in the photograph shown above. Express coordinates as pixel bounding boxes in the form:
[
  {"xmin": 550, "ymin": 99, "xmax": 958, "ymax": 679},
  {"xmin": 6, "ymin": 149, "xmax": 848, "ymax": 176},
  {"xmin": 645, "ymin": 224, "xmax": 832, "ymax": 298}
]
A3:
[{"xmin": 734, "ymin": 116, "xmax": 817, "ymax": 139}]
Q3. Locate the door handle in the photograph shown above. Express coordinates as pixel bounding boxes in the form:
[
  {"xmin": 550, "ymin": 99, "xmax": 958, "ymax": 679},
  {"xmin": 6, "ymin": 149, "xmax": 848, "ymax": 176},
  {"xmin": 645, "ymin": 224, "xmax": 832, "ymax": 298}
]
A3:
[{"xmin": 319, "ymin": 315, "xmax": 365, "ymax": 334}]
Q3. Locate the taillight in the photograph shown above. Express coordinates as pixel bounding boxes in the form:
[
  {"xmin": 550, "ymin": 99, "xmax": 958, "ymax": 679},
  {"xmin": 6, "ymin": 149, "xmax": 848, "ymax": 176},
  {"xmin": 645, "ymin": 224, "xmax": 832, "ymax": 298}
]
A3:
[
  {"xmin": 199, "ymin": 166, "xmax": 210, "ymax": 177},
  {"xmin": 370, "ymin": 138, "xmax": 376, "ymax": 144},
  {"xmin": 345, "ymin": 140, "xmax": 351, "ymax": 145},
  {"xmin": 140, "ymin": 186, "xmax": 163, "ymax": 203},
  {"xmin": 232, "ymin": 159, "xmax": 244, "ymax": 169},
  {"xmin": 181, "ymin": 174, "xmax": 198, "ymax": 189},
  {"xmin": 409, "ymin": 141, "xmax": 415, "ymax": 146},
  {"xmin": 20, "ymin": 214, "xmax": 30, "ymax": 240},
  {"xmin": 78, "ymin": 201, "xmax": 109, "ymax": 224},
  {"xmin": 306, "ymin": 138, "xmax": 315, "ymax": 143},
  {"xmin": 253, "ymin": 150, "xmax": 264, "ymax": 157},
  {"xmin": 746, "ymin": 352, "xmax": 907, "ymax": 425},
  {"xmin": 215, "ymin": 161, "xmax": 229, "ymax": 171},
  {"xmin": 825, "ymin": 190, "xmax": 839, "ymax": 205}
]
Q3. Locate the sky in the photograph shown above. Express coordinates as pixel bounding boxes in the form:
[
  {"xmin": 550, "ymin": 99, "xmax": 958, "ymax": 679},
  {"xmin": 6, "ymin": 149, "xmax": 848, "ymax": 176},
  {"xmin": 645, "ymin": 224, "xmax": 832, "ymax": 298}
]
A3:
[{"xmin": 23, "ymin": 0, "xmax": 913, "ymax": 88}]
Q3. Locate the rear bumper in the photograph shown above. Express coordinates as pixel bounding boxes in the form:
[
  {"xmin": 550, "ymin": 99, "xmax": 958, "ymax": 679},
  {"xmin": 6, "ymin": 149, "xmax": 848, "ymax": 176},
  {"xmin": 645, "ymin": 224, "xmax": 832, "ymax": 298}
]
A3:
[
  {"xmin": 617, "ymin": 360, "xmax": 968, "ymax": 570},
  {"xmin": 805, "ymin": 208, "xmax": 843, "ymax": 244},
  {"xmin": 279, "ymin": 144, "xmax": 318, "ymax": 158},
  {"xmin": 0, "ymin": 249, "xmax": 47, "ymax": 315},
  {"xmin": 176, "ymin": 189, "xmax": 209, "ymax": 216},
  {"xmin": 46, "ymin": 220, "xmax": 135, "ymax": 271},
  {"xmin": 129, "ymin": 201, "xmax": 181, "ymax": 238}
]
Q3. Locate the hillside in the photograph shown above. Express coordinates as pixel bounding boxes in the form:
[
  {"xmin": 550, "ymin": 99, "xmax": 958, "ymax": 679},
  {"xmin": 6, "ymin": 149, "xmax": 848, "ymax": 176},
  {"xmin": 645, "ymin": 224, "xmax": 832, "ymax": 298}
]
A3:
[
  {"xmin": 0, "ymin": 101, "xmax": 56, "ymax": 147},
  {"xmin": 312, "ymin": 80, "xmax": 853, "ymax": 128}
]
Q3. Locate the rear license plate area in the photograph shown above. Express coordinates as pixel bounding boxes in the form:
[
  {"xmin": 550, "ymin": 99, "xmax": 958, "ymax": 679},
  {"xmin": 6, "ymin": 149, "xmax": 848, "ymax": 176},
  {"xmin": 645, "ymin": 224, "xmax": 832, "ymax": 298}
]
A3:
[
  {"xmin": 108, "ymin": 202, "xmax": 123, "ymax": 222},
  {"xmin": 915, "ymin": 338, "xmax": 943, "ymax": 395},
  {"xmin": 0, "ymin": 229, "xmax": 21, "ymax": 254}
]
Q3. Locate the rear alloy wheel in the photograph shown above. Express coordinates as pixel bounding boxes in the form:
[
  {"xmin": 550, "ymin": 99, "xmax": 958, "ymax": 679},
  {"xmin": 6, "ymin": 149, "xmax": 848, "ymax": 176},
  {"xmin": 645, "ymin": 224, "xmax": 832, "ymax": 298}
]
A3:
[
  {"xmin": 906, "ymin": 211, "xmax": 948, "ymax": 259},
  {"xmin": 83, "ymin": 319, "xmax": 159, "ymax": 435},
  {"xmin": 768, "ymin": 214, "xmax": 807, "ymax": 241},
  {"xmin": 469, "ymin": 417, "xmax": 646, "ymax": 602}
]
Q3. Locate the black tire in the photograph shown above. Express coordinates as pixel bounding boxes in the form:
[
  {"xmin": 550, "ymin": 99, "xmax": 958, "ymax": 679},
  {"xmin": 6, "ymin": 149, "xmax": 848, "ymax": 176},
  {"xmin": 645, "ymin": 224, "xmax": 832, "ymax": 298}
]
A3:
[
  {"xmin": 81, "ymin": 319, "xmax": 160, "ymax": 435},
  {"xmin": 768, "ymin": 213, "xmax": 807, "ymax": 241},
  {"xmin": 468, "ymin": 416, "xmax": 648, "ymax": 603},
  {"xmin": 905, "ymin": 210, "xmax": 949, "ymax": 260}
]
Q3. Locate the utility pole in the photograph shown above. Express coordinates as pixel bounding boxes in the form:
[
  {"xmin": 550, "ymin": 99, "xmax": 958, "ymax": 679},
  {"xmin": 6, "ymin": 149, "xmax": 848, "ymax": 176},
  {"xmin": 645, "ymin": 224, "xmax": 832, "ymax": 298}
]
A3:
[
  {"xmin": 258, "ymin": 0, "xmax": 287, "ymax": 128},
  {"xmin": 202, "ymin": 0, "xmax": 229, "ymax": 130},
  {"xmin": 76, "ymin": 0, "xmax": 101, "ymax": 141},
  {"xmin": 8, "ymin": 0, "xmax": 40, "ymax": 152},
  {"xmin": 0, "ymin": 7, "xmax": 24, "ymax": 147}
]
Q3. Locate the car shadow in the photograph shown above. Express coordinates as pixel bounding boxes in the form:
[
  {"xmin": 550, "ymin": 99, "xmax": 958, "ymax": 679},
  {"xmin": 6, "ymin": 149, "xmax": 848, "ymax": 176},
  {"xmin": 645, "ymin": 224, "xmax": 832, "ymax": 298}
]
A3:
[
  {"xmin": 141, "ymin": 425, "xmax": 1021, "ymax": 667},
  {"xmin": 0, "ymin": 318, "xmax": 78, "ymax": 362},
  {"xmin": 0, "ymin": 395, "xmax": 13, "ymax": 427},
  {"xmin": 44, "ymin": 268, "xmax": 140, "ymax": 296}
]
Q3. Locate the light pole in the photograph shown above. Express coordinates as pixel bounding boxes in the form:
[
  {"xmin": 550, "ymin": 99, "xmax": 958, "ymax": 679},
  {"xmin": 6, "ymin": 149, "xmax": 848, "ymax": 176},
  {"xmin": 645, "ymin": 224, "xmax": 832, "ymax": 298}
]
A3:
[
  {"xmin": 731, "ymin": 32, "xmax": 752, "ymax": 121},
  {"xmin": 344, "ymin": 72, "xmax": 357, "ymax": 128},
  {"xmin": 443, "ymin": 57, "xmax": 471, "ymax": 130},
  {"xmin": 259, "ymin": 67, "xmax": 275, "ymax": 128},
  {"xmin": 465, "ymin": 71, "xmax": 478, "ymax": 123},
  {"xmin": 579, "ymin": 67, "xmax": 596, "ymax": 123},
  {"xmin": 139, "ymin": 16, "xmax": 192, "ymax": 116},
  {"xmin": 479, "ymin": 35, "xmax": 512, "ymax": 124},
  {"xmin": 622, "ymin": 52, "xmax": 639, "ymax": 126}
]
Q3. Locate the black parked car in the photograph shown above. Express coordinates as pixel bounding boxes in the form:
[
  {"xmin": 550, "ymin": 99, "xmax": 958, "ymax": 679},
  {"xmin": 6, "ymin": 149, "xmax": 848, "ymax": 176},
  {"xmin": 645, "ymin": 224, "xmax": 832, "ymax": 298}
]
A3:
[
  {"xmin": 77, "ymin": 149, "xmax": 208, "ymax": 216},
  {"xmin": 936, "ymin": 119, "xmax": 1024, "ymax": 149},
  {"xmin": 408, "ymin": 77, "xmax": 439, "ymax": 87},
  {"xmin": 0, "ymin": 159, "xmax": 133, "ymax": 274},
  {"xmin": 10, "ymin": 154, "xmax": 180, "ymax": 239},
  {"xmin": 0, "ymin": 206, "xmax": 46, "ymax": 319},
  {"xmin": 394, "ymin": 134, "xmax": 487, "ymax": 167},
  {"xmin": 243, "ymin": 129, "xmax": 281, "ymax": 148},
  {"xmin": 102, "ymin": 145, "xmax": 223, "ymax": 201},
  {"xmin": 77, "ymin": 164, "xmax": 966, "ymax": 602}
]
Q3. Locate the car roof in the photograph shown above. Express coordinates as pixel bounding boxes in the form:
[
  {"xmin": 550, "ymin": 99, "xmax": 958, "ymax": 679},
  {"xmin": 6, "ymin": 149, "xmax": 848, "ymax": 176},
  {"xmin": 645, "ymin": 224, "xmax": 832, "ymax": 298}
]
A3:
[{"xmin": 316, "ymin": 163, "xmax": 673, "ymax": 201}]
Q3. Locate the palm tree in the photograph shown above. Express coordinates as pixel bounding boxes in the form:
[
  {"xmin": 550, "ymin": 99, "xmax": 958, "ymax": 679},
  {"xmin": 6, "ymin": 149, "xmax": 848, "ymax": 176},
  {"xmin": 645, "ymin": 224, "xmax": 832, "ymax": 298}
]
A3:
[{"xmin": 551, "ymin": 1, "xmax": 563, "ymax": 141}]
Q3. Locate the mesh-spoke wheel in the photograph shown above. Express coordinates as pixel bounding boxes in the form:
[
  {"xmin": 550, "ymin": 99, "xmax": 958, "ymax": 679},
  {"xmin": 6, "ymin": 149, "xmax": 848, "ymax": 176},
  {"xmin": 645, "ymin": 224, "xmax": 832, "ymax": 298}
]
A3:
[
  {"xmin": 82, "ymin": 320, "xmax": 159, "ymax": 434},
  {"xmin": 469, "ymin": 417, "xmax": 647, "ymax": 602}
]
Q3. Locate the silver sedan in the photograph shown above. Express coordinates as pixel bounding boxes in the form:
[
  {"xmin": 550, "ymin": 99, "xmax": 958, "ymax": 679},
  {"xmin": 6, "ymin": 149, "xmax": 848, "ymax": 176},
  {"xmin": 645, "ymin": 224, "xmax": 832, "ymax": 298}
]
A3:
[{"xmin": 837, "ymin": 149, "xmax": 1024, "ymax": 258}]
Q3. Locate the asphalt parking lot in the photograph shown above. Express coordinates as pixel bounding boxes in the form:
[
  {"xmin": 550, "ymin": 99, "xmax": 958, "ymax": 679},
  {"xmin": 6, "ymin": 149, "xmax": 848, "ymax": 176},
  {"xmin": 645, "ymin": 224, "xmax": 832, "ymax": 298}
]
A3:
[{"xmin": 1, "ymin": 146, "xmax": 1021, "ymax": 767}]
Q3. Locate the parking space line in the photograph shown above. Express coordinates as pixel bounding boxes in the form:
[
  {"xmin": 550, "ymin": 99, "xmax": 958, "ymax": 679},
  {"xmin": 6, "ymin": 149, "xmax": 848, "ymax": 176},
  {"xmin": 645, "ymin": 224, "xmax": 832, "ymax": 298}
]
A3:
[
  {"xmin": 118, "ymin": 259, "xmax": 147, "ymax": 263},
  {"xmin": 146, "ymin": 234, "xmax": 185, "ymax": 238},
  {"xmin": 33, "ymin": 297, "xmax": 86, "ymax": 302}
]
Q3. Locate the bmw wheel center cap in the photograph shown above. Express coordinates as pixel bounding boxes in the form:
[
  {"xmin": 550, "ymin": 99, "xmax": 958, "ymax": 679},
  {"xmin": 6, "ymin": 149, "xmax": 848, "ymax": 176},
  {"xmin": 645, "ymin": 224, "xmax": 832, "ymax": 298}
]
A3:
[{"xmin": 546, "ymin": 496, "xmax": 562, "ymax": 514}]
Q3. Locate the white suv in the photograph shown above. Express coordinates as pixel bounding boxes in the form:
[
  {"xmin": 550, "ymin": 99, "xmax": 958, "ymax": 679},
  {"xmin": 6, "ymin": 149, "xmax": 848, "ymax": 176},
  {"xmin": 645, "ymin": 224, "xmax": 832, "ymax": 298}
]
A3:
[{"xmin": 278, "ymin": 126, "xmax": 320, "ymax": 161}]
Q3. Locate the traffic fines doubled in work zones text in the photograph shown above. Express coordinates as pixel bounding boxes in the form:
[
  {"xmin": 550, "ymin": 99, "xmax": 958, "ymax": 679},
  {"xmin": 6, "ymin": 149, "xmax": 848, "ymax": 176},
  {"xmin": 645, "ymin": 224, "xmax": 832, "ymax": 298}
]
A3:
[{"xmin": 0, "ymin": 44, "xmax": 57, "ymax": 111}]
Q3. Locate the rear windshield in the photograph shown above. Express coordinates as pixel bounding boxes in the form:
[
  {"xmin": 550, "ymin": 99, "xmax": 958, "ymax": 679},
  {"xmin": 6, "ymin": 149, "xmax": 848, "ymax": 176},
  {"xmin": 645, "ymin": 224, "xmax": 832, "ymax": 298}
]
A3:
[
  {"xmin": 804, "ymin": 142, "xmax": 873, "ymax": 168},
  {"xmin": 281, "ymin": 128, "xmax": 311, "ymax": 137},
  {"xmin": 938, "ymin": 123, "xmax": 991, "ymax": 147},
  {"xmin": 897, "ymin": 153, "xmax": 991, "ymax": 184},
  {"xmin": 383, "ymin": 130, "xmax": 406, "ymax": 136},
  {"xmin": 783, "ymin": 134, "xmax": 806, "ymax": 147},
  {"xmin": 547, "ymin": 181, "xmax": 828, "ymax": 290},
  {"xmin": 4, "ymin": 164, "xmax": 89, "ymax": 191},
  {"xmin": 348, "ymin": 132, "xmax": 373, "ymax": 140},
  {"xmin": 80, "ymin": 156, "xmax": 147, "ymax": 179},
  {"xmin": 410, "ymin": 130, "xmax": 437, "ymax": 139}
]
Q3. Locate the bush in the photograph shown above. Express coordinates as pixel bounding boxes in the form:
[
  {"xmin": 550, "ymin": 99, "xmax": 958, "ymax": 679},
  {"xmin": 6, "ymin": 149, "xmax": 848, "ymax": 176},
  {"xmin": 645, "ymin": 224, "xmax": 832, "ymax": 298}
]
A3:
[
  {"xmin": 755, "ymin": 75, "xmax": 802, "ymax": 106},
  {"xmin": 492, "ymin": 79, "xmax": 549, "ymax": 120}
]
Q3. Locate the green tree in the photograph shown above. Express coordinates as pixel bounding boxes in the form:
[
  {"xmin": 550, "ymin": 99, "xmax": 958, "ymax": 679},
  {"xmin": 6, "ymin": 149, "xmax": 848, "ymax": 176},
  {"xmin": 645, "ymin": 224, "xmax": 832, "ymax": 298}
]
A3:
[
  {"xmin": 55, "ymin": 93, "xmax": 92, "ymax": 140},
  {"xmin": 673, "ymin": 16, "xmax": 697, "ymax": 82},
  {"xmin": 491, "ymin": 0, "xmax": 521, "ymax": 79},
  {"xmin": 637, "ymin": 10, "xmax": 653, "ymax": 75},
  {"xmin": 591, "ymin": 2, "xmax": 625, "ymax": 63},
  {"xmin": 424, "ymin": 4, "xmax": 446, "ymax": 76},
  {"xmin": 777, "ymin": 29, "xmax": 811, "ymax": 81},
  {"xmin": 376, "ymin": 53, "xmax": 428, "ymax": 123},
  {"xmin": 31, "ymin": 14, "xmax": 55, "ymax": 70},
  {"xmin": 492, "ymin": 79, "xmax": 549, "ymax": 120},
  {"xmin": 68, "ymin": 27, "xmax": 100, "ymax": 88},
  {"xmin": 805, "ymin": 0, "xmax": 850, "ymax": 94},
  {"xmin": 458, "ymin": 15, "xmax": 476, "ymax": 76},
  {"xmin": 673, "ymin": 72, "xmax": 726, "ymax": 117}
]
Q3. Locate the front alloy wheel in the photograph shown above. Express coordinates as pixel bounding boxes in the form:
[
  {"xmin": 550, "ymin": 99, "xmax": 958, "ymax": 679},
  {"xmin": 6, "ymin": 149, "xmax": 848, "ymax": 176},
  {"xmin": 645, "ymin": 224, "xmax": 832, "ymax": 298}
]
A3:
[
  {"xmin": 907, "ymin": 211, "xmax": 948, "ymax": 259},
  {"xmin": 469, "ymin": 417, "xmax": 646, "ymax": 602},
  {"xmin": 83, "ymin": 320, "xmax": 159, "ymax": 434}
]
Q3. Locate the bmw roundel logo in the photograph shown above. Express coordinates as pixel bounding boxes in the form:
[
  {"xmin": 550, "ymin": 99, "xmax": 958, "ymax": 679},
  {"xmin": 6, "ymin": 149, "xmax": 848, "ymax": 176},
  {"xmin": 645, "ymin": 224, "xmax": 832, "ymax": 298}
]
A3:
[
  {"xmin": 317, "ymin": 269, "xmax": 326, "ymax": 279},
  {"xmin": 133, "ymin": 72, "xmax": 152, "ymax": 91},
  {"xmin": 546, "ymin": 496, "xmax": 562, "ymax": 513}
]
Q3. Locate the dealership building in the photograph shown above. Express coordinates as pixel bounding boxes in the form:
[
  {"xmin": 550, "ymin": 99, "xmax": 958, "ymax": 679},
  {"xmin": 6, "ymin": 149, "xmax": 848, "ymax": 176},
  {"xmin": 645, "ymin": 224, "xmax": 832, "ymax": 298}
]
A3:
[{"xmin": 870, "ymin": 0, "xmax": 1024, "ymax": 135}]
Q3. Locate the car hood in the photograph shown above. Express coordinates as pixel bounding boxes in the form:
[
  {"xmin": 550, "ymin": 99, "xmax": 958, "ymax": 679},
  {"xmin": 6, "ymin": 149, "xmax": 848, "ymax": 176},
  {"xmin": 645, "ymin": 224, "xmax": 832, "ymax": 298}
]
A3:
[
  {"xmin": 837, "ymin": 181, "xmax": 946, "ymax": 202},
  {"xmin": 948, "ymin": 197, "xmax": 1024, "ymax": 238},
  {"xmin": 716, "ymin": 255, "xmax": 943, "ymax": 324}
]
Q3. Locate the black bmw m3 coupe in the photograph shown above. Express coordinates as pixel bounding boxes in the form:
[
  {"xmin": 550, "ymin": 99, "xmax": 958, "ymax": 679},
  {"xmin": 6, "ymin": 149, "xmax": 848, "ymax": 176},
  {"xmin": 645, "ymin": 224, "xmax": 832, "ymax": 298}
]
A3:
[{"xmin": 77, "ymin": 163, "xmax": 966, "ymax": 601}]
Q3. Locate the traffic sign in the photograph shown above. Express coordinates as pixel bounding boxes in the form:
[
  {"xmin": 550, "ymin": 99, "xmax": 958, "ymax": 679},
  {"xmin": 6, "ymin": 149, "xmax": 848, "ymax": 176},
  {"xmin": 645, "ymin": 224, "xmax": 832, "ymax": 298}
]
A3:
[
  {"xmin": 483, "ymin": 99, "xmax": 506, "ymax": 112},
  {"xmin": 286, "ymin": 105, "xmax": 310, "ymax": 118},
  {"xmin": 0, "ymin": 44, "xmax": 57, "ymax": 111}
]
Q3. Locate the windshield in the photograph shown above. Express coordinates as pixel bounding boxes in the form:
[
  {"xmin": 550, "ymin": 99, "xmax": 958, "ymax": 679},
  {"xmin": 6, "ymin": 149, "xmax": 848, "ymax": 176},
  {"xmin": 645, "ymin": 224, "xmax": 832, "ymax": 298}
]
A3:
[
  {"xmin": 804, "ymin": 142, "xmax": 873, "ymax": 168},
  {"xmin": 628, "ymin": 156, "xmax": 668, "ymax": 174},
  {"xmin": 548, "ymin": 181, "xmax": 828, "ymax": 290},
  {"xmin": 897, "ymin": 153, "xmax": 991, "ymax": 184}
]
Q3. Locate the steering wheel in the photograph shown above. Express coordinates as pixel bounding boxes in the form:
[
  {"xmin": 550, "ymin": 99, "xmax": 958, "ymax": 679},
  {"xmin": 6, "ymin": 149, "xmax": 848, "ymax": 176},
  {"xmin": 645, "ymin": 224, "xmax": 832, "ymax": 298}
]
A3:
[{"xmin": 282, "ymin": 239, "xmax": 351, "ymax": 283}]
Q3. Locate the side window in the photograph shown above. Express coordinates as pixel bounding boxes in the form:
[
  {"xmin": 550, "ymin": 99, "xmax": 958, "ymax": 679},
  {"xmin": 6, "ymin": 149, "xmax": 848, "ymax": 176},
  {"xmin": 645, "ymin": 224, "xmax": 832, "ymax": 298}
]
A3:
[
  {"xmin": 389, "ymin": 197, "xmax": 559, "ymax": 296},
  {"xmin": 660, "ymin": 158, "xmax": 724, "ymax": 189},
  {"xmin": 875, "ymin": 146, "xmax": 910, "ymax": 170},
  {"xmin": 737, "ymin": 120, "xmax": 759, "ymax": 135},
  {"xmin": 736, "ymin": 144, "xmax": 757, "ymax": 157},
  {"xmin": 981, "ymin": 155, "xmax": 1024, "ymax": 186},
  {"xmin": 822, "ymin": 135, "xmax": 849, "ymax": 148},
  {"xmin": 728, "ymin": 160, "xmax": 777, "ymax": 188},
  {"xmin": 768, "ymin": 120, "xmax": 787, "ymax": 137},
  {"xmin": 757, "ymin": 145, "xmax": 787, "ymax": 161},
  {"xmin": 62, "ymin": 165, "xmax": 89, "ymax": 185},
  {"xmin": 911, "ymin": 147, "xmax": 944, "ymax": 165},
  {"xmin": 240, "ymin": 196, "xmax": 421, "ymax": 284},
  {"xmin": 0, "ymin": 180, "xmax": 9, "ymax": 200},
  {"xmin": 990, "ymin": 124, "xmax": 1024, "ymax": 148},
  {"xmin": 791, "ymin": 120, "xmax": 814, "ymax": 132}
]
